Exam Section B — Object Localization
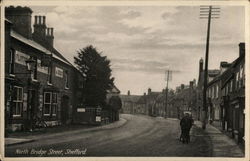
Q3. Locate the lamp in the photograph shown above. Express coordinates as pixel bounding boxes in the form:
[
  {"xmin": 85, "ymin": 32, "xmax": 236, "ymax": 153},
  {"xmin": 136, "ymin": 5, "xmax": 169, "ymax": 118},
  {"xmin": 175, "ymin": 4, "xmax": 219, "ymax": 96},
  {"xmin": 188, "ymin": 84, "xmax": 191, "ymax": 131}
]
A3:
[
  {"xmin": 25, "ymin": 57, "xmax": 36, "ymax": 72},
  {"xmin": 14, "ymin": 57, "xmax": 36, "ymax": 74}
]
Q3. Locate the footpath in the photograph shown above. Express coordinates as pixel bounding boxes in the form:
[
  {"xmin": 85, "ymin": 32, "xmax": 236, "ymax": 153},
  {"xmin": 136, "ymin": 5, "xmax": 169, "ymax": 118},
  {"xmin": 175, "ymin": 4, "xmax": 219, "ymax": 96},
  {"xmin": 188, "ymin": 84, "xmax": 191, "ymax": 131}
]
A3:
[
  {"xmin": 5, "ymin": 118, "xmax": 127, "ymax": 146},
  {"xmin": 194, "ymin": 121, "xmax": 244, "ymax": 157}
]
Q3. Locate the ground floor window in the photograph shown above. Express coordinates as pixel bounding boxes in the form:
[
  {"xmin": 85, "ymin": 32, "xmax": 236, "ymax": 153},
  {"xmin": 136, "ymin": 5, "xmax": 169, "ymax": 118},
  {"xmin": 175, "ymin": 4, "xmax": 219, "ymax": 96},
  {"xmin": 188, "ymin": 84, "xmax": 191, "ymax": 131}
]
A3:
[
  {"xmin": 44, "ymin": 92, "xmax": 58, "ymax": 116},
  {"xmin": 13, "ymin": 86, "xmax": 23, "ymax": 117}
]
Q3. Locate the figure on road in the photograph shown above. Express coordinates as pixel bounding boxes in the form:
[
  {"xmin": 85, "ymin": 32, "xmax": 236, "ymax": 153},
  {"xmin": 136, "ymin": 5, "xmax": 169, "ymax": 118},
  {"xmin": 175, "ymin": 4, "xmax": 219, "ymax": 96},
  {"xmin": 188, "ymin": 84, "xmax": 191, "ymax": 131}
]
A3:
[{"xmin": 180, "ymin": 113, "xmax": 194, "ymax": 144}]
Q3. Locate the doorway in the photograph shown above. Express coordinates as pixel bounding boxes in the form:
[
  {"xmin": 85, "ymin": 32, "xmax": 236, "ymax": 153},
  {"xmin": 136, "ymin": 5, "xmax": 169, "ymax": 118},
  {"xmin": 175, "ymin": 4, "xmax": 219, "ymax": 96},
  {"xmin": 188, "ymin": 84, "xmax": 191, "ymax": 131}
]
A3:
[{"xmin": 61, "ymin": 95, "xmax": 69, "ymax": 124}]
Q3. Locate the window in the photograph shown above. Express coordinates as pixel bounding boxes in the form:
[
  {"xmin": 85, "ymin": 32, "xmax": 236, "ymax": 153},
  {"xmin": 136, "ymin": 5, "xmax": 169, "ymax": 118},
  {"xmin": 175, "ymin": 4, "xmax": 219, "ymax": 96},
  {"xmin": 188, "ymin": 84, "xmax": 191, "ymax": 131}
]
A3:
[
  {"xmin": 13, "ymin": 86, "xmax": 23, "ymax": 116},
  {"xmin": 216, "ymin": 85, "xmax": 219, "ymax": 98},
  {"xmin": 52, "ymin": 93, "xmax": 57, "ymax": 116},
  {"xmin": 31, "ymin": 57, "xmax": 37, "ymax": 80},
  {"xmin": 65, "ymin": 71, "xmax": 69, "ymax": 89},
  {"xmin": 47, "ymin": 65, "xmax": 52, "ymax": 84},
  {"xmin": 44, "ymin": 92, "xmax": 57, "ymax": 116},
  {"xmin": 243, "ymin": 64, "xmax": 245, "ymax": 86},
  {"xmin": 236, "ymin": 72, "xmax": 239, "ymax": 89},
  {"xmin": 44, "ymin": 92, "xmax": 51, "ymax": 116},
  {"xmin": 9, "ymin": 49, "xmax": 15, "ymax": 74},
  {"xmin": 230, "ymin": 80, "xmax": 233, "ymax": 92}
]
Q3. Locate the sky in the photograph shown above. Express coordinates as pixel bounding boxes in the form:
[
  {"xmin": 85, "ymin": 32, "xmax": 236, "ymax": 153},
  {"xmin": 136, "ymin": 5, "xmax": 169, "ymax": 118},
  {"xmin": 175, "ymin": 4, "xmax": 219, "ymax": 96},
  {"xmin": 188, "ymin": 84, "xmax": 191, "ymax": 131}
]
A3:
[{"xmin": 30, "ymin": 5, "xmax": 245, "ymax": 95}]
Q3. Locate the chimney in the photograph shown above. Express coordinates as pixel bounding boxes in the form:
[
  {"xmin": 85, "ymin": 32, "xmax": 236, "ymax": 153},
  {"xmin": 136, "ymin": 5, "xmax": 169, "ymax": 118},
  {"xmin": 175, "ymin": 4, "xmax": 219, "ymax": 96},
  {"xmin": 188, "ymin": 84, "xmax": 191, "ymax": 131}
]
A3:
[
  {"xmin": 46, "ymin": 27, "xmax": 54, "ymax": 47},
  {"xmin": 239, "ymin": 43, "xmax": 245, "ymax": 57},
  {"xmin": 143, "ymin": 92, "xmax": 146, "ymax": 96},
  {"xmin": 127, "ymin": 90, "xmax": 130, "ymax": 96},
  {"xmin": 199, "ymin": 58, "xmax": 203, "ymax": 74},
  {"xmin": 189, "ymin": 81, "xmax": 193, "ymax": 89},
  {"xmin": 148, "ymin": 88, "xmax": 151, "ymax": 95},
  {"xmin": 181, "ymin": 84, "xmax": 184, "ymax": 90},
  {"xmin": 5, "ymin": 6, "xmax": 33, "ymax": 39},
  {"xmin": 33, "ymin": 15, "xmax": 47, "ymax": 46}
]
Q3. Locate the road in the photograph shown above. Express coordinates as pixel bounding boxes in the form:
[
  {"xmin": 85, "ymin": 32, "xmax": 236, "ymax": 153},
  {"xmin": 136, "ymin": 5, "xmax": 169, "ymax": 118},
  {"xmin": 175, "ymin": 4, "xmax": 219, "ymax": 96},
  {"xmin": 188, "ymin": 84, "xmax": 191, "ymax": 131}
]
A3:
[{"xmin": 5, "ymin": 114, "xmax": 212, "ymax": 157}]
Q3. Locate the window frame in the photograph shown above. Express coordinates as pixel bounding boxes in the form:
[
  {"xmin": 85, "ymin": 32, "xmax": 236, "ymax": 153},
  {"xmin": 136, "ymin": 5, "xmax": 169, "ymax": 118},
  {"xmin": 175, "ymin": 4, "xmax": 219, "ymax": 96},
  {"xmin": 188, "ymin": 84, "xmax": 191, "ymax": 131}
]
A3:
[
  {"xmin": 9, "ymin": 49, "xmax": 15, "ymax": 75},
  {"xmin": 43, "ymin": 92, "xmax": 52, "ymax": 116},
  {"xmin": 52, "ymin": 93, "xmax": 57, "ymax": 116},
  {"xmin": 12, "ymin": 86, "xmax": 23, "ymax": 117},
  {"xmin": 65, "ymin": 71, "xmax": 69, "ymax": 89}
]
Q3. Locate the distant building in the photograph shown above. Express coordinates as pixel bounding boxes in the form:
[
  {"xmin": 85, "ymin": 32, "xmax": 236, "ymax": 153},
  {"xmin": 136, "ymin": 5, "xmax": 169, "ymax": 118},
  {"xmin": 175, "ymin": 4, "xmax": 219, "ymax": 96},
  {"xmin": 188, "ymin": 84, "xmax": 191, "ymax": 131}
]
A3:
[
  {"xmin": 174, "ymin": 81, "xmax": 197, "ymax": 119},
  {"xmin": 120, "ymin": 90, "xmax": 141, "ymax": 114}
]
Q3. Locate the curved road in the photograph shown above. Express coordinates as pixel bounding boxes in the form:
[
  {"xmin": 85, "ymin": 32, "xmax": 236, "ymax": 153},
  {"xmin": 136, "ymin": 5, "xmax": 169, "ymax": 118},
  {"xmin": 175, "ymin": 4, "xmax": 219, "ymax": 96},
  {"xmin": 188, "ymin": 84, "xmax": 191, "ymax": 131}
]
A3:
[{"xmin": 6, "ymin": 114, "xmax": 212, "ymax": 157}]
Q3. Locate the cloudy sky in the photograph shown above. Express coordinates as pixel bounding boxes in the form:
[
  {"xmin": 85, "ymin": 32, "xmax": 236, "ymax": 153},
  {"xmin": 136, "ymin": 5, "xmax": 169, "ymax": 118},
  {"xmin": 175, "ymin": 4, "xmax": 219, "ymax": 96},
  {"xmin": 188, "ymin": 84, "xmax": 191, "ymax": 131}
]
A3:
[{"xmin": 30, "ymin": 5, "xmax": 245, "ymax": 95}]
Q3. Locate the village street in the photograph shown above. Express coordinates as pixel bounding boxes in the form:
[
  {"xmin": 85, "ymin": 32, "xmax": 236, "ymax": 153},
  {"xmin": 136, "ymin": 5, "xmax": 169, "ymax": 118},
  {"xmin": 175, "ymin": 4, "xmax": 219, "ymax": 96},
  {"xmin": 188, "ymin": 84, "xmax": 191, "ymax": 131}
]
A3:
[{"xmin": 5, "ymin": 114, "xmax": 243, "ymax": 157}]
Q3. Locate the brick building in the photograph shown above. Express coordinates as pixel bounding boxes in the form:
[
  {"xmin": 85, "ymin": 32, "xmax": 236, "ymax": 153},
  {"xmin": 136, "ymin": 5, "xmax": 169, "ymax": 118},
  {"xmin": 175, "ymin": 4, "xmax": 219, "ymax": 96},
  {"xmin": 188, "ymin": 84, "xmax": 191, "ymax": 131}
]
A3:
[
  {"xmin": 4, "ymin": 6, "xmax": 85, "ymax": 131},
  {"xmin": 220, "ymin": 43, "xmax": 245, "ymax": 144}
]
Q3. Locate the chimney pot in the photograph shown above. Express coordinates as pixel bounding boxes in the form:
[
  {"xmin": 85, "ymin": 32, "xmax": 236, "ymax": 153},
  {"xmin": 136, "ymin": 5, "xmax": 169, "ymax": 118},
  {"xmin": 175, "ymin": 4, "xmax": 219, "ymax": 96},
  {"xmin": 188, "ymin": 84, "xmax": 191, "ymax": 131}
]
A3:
[
  {"xmin": 43, "ymin": 16, "xmax": 46, "ymax": 25},
  {"xmin": 127, "ymin": 90, "xmax": 130, "ymax": 96},
  {"xmin": 35, "ymin": 16, "xmax": 38, "ymax": 24},
  {"xmin": 38, "ymin": 16, "xmax": 42, "ymax": 24},
  {"xmin": 51, "ymin": 28, "xmax": 54, "ymax": 36}
]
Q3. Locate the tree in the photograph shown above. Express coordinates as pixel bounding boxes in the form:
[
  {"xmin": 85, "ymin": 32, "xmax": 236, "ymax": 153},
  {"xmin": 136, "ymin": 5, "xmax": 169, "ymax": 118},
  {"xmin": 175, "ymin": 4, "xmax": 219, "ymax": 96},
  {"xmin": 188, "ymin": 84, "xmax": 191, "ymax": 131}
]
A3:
[{"xmin": 74, "ymin": 45, "xmax": 114, "ymax": 106}]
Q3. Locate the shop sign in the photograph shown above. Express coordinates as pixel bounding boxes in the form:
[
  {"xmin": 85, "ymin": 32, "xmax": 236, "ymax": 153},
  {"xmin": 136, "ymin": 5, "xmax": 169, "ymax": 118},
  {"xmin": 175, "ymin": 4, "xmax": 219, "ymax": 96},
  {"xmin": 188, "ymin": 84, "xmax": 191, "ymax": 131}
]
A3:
[
  {"xmin": 37, "ymin": 59, "xmax": 48, "ymax": 74},
  {"xmin": 15, "ymin": 51, "xmax": 29, "ymax": 66},
  {"xmin": 55, "ymin": 67, "xmax": 63, "ymax": 78},
  {"xmin": 96, "ymin": 116, "xmax": 101, "ymax": 122},
  {"xmin": 77, "ymin": 108, "xmax": 85, "ymax": 112}
]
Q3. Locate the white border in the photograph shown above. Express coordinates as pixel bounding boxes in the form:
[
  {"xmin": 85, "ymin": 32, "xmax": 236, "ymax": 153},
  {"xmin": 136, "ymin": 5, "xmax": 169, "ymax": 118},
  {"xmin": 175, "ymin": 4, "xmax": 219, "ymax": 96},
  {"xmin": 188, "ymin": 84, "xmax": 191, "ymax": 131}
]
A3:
[{"xmin": 1, "ymin": 1, "xmax": 249, "ymax": 161}]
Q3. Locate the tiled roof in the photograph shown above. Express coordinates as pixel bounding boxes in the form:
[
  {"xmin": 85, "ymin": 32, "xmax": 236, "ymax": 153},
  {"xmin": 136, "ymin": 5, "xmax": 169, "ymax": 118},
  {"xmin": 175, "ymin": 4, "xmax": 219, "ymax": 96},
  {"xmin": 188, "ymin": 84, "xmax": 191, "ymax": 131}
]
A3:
[{"xmin": 11, "ymin": 30, "xmax": 72, "ymax": 66}]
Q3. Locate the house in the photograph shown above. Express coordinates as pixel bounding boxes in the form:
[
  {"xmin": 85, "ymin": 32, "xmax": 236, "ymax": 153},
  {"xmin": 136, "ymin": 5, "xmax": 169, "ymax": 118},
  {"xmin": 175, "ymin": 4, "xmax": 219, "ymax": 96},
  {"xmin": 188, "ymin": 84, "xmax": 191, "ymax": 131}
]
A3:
[
  {"xmin": 174, "ymin": 81, "xmax": 197, "ymax": 119},
  {"xmin": 220, "ymin": 43, "xmax": 245, "ymax": 144},
  {"xmin": 196, "ymin": 58, "xmax": 220, "ymax": 121},
  {"xmin": 120, "ymin": 90, "xmax": 141, "ymax": 114},
  {"xmin": 4, "ymin": 6, "xmax": 84, "ymax": 131}
]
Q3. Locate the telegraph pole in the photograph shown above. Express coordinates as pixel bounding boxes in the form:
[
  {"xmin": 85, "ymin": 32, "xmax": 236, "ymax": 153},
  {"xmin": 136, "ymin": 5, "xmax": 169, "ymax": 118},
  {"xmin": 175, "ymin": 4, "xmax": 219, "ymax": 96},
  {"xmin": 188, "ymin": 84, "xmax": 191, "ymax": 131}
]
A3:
[
  {"xmin": 199, "ymin": 6, "xmax": 220, "ymax": 129},
  {"xmin": 165, "ymin": 70, "xmax": 171, "ymax": 118}
]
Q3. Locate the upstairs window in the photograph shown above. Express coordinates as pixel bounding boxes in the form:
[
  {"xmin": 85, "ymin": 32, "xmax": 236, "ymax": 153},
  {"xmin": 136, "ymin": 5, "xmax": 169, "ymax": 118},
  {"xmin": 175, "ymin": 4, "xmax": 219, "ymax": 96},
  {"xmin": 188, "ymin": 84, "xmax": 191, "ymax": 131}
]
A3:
[
  {"xmin": 30, "ymin": 57, "xmax": 38, "ymax": 80},
  {"xmin": 65, "ymin": 71, "xmax": 69, "ymax": 89},
  {"xmin": 47, "ymin": 65, "xmax": 52, "ymax": 84},
  {"xmin": 13, "ymin": 86, "xmax": 23, "ymax": 116},
  {"xmin": 9, "ymin": 49, "xmax": 15, "ymax": 74}
]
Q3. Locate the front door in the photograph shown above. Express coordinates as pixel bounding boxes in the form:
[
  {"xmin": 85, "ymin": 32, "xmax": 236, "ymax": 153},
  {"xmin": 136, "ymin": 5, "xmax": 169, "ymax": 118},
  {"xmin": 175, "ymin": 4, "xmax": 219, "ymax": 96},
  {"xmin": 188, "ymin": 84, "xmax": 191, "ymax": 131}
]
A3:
[
  {"xmin": 27, "ymin": 89, "xmax": 37, "ymax": 129},
  {"xmin": 61, "ymin": 95, "xmax": 69, "ymax": 124}
]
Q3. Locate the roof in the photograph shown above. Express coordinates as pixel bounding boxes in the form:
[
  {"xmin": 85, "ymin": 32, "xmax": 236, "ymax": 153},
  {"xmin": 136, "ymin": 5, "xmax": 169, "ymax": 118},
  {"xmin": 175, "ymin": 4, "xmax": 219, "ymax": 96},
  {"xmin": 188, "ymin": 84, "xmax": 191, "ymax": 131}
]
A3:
[
  {"xmin": 120, "ymin": 95, "xmax": 141, "ymax": 103},
  {"xmin": 107, "ymin": 85, "xmax": 120, "ymax": 94},
  {"xmin": 11, "ymin": 30, "xmax": 72, "ymax": 66}
]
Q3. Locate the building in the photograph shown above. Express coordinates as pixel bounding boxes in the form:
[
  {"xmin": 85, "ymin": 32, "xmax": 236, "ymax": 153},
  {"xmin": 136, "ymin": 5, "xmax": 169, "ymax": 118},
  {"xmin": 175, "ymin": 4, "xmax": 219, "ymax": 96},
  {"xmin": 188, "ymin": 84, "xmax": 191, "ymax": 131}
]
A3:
[
  {"xmin": 206, "ymin": 61, "xmax": 231, "ymax": 127},
  {"xmin": 220, "ymin": 43, "xmax": 245, "ymax": 144},
  {"xmin": 196, "ymin": 58, "xmax": 220, "ymax": 121},
  {"xmin": 4, "ymin": 6, "xmax": 84, "ymax": 131},
  {"xmin": 120, "ymin": 90, "xmax": 141, "ymax": 114},
  {"xmin": 174, "ymin": 81, "xmax": 197, "ymax": 119}
]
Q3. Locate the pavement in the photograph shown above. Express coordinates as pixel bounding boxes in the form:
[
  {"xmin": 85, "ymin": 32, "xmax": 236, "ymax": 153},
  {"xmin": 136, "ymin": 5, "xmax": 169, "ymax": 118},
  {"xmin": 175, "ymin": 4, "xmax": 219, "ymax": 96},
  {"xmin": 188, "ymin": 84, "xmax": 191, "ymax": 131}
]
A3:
[
  {"xmin": 5, "ymin": 118, "xmax": 127, "ymax": 146},
  {"xmin": 194, "ymin": 120, "xmax": 244, "ymax": 157}
]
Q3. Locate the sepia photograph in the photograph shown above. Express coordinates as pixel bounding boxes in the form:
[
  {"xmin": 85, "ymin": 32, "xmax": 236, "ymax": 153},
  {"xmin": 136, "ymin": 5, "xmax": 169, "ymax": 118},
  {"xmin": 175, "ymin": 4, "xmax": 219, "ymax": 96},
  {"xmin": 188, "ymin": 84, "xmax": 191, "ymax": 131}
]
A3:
[{"xmin": 1, "ymin": 0, "xmax": 249, "ymax": 160}]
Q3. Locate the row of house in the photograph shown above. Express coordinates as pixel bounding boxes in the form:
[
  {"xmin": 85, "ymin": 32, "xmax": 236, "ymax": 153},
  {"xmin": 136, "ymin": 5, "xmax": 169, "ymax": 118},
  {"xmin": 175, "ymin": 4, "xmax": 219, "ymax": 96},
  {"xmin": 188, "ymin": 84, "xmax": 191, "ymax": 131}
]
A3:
[
  {"xmin": 197, "ymin": 43, "xmax": 245, "ymax": 144},
  {"xmin": 4, "ymin": 6, "xmax": 120, "ymax": 132},
  {"xmin": 120, "ymin": 88, "xmax": 177, "ymax": 118}
]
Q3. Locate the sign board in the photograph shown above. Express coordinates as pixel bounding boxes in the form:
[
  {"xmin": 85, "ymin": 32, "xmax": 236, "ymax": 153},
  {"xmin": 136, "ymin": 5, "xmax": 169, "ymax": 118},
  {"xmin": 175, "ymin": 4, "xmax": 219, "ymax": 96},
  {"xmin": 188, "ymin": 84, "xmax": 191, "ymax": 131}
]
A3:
[
  {"xmin": 77, "ymin": 108, "xmax": 86, "ymax": 112},
  {"xmin": 15, "ymin": 51, "xmax": 29, "ymax": 65},
  {"xmin": 96, "ymin": 116, "xmax": 101, "ymax": 122},
  {"xmin": 37, "ymin": 59, "xmax": 48, "ymax": 74},
  {"xmin": 55, "ymin": 67, "xmax": 63, "ymax": 78}
]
